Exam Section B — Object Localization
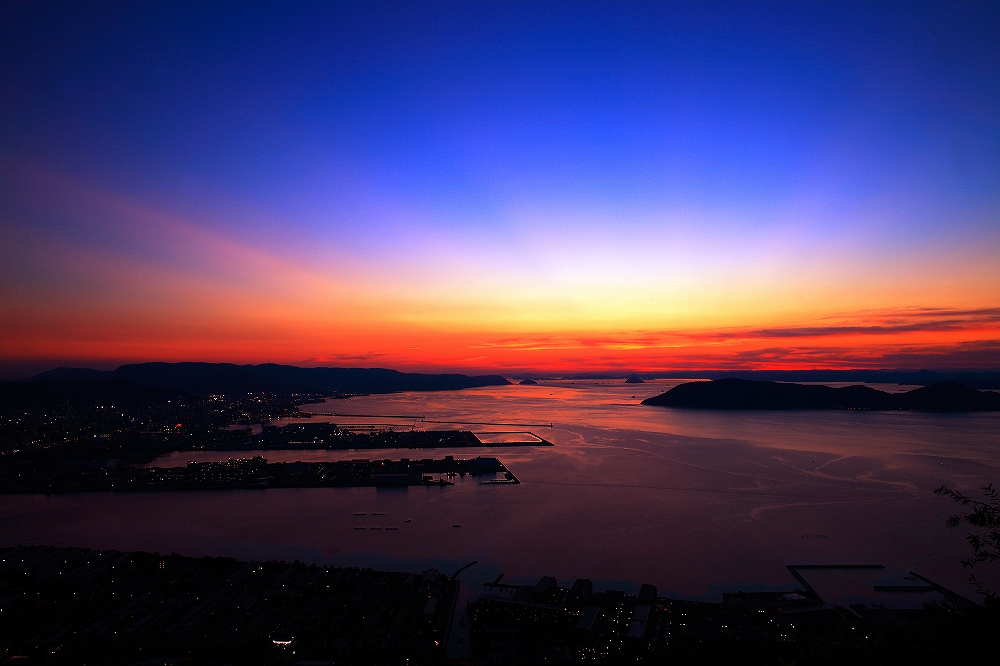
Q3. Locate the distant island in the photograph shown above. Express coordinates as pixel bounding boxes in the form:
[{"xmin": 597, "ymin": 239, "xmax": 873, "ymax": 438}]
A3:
[
  {"xmin": 519, "ymin": 378, "xmax": 538, "ymax": 385},
  {"xmin": 641, "ymin": 378, "xmax": 1000, "ymax": 412},
  {"xmin": 23, "ymin": 362, "xmax": 510, "ymax": 397}
]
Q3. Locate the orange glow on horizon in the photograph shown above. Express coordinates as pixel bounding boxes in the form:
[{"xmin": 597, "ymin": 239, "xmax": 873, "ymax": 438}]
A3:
[
  {"xmin": 2, "ymin": 160, "xmax": 998, "ymax": 375},
  {"xmin": 4, "ymin": 312, "xmax": 998, "ymax": 375}
]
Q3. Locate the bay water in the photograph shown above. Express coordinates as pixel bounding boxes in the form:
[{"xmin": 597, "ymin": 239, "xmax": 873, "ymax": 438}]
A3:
[{"xmin": 3, "ymin": 379, "xmax": 998, "ymax": 601}]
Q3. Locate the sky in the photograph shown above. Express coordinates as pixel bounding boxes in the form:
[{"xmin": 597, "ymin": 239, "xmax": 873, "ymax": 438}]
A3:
[{"xmin": 1, "ymin": 1, "xmax": 998, "ymax": 376}]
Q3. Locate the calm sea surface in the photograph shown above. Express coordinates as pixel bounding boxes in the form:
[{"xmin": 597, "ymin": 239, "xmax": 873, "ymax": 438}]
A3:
[{"xmin": 3, "ymin": 380, "xmax": 999, "ymax": 600}]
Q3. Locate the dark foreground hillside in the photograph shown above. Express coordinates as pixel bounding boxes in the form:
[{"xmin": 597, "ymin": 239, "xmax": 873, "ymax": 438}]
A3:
[
  {"xmin": 2, "ymin": 546, "xmax": 996, "ymax": 665},
  {"xmin": 641, "ymin": 378, "xmax": 1000, "ymax": 411},
  {"xmin": 1, "ymin": 546, "xmax": 456, "ymax": 665}
]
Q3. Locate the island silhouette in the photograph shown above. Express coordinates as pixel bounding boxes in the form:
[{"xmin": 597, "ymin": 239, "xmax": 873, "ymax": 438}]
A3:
[{"xmin": 641, "ymin": 378, "xmax": 1000, "ymax": 411}]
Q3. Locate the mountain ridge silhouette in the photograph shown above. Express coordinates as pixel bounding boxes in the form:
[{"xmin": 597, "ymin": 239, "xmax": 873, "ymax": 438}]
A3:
[{"xmin": 29, "ymin": 362, "xmax": 510, "ymax": 397}]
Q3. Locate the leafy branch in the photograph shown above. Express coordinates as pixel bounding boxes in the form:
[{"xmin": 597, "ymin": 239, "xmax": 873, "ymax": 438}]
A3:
[{"xmin": 936, "ymin": 483, "xmax": 1000, "ymax": 604}]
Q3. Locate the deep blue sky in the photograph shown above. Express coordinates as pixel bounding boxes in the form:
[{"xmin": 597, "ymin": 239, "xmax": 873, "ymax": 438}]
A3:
[{"xmin": 5, "ymin": 2, "xmax": 998, "ymax": 212}]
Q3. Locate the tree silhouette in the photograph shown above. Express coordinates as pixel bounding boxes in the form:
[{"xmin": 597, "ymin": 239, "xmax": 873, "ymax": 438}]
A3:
[{"xmin": 936, "ymin": 483, "xmax": 1000, "ymax": 606}]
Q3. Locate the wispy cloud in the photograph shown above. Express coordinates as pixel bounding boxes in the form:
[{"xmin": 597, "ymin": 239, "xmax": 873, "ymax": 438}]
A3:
[
  {"xmin": 465, "ymin": 307, "xmax": 1000, "ymax": 350},
  {"xmin": 447, "ymin": 308, "xmax": 1000, "ymax": 372}
]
